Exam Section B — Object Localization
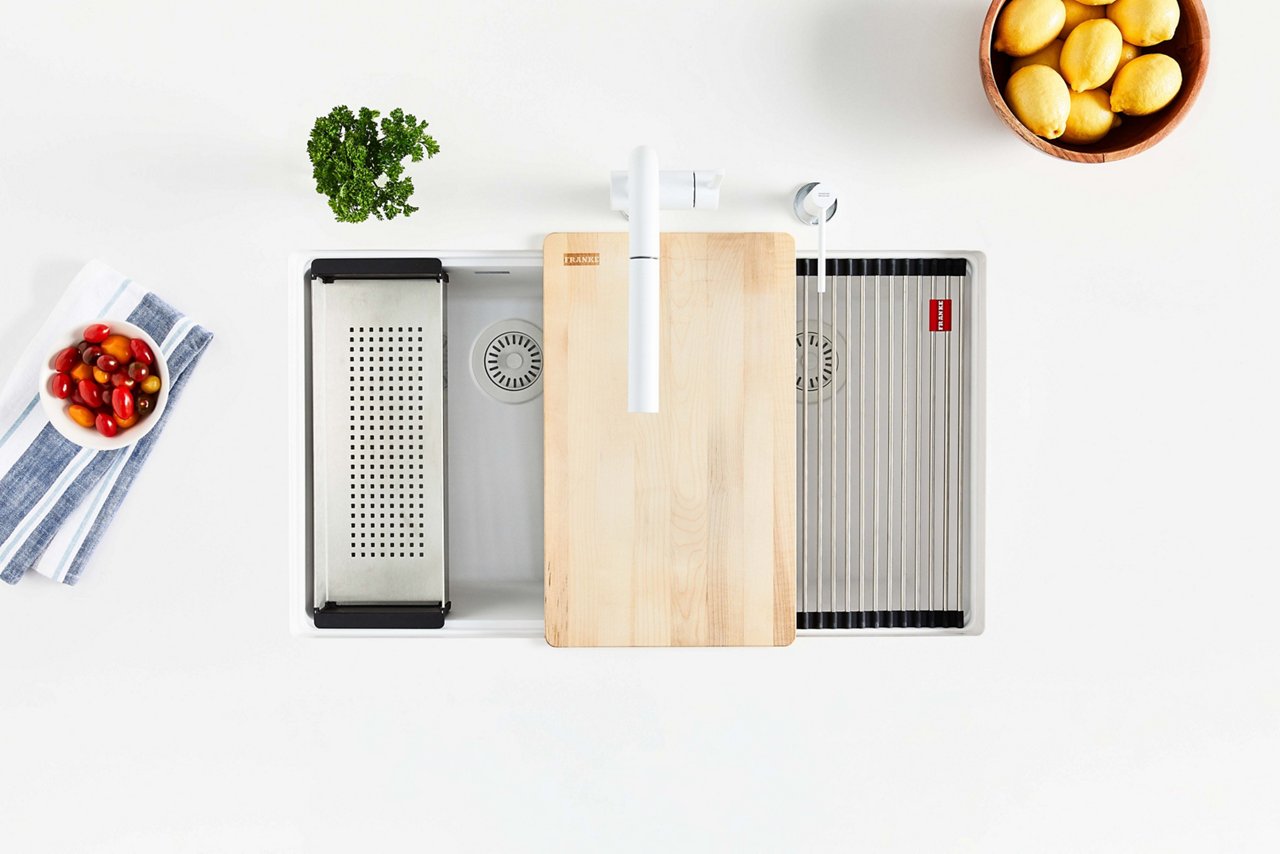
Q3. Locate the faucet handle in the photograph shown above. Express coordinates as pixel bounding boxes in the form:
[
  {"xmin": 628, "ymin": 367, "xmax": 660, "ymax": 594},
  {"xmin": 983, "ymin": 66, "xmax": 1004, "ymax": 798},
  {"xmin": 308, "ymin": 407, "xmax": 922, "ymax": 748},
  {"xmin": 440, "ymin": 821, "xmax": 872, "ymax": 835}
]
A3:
[{"xmin": 610, "ymin": 167, "xmax": 726, "ymax": 215}]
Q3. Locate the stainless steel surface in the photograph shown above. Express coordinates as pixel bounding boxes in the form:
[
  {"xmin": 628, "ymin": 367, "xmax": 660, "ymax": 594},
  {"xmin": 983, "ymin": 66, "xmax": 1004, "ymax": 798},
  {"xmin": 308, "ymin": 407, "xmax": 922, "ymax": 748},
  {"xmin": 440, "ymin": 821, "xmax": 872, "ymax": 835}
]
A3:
[
  {"xmin": 311, "ymin": 278, "xmax": 448, "ymax": 606},
  {"xmin": 797, "ymin": 259, "xmax": 974, "ymax": 628}
]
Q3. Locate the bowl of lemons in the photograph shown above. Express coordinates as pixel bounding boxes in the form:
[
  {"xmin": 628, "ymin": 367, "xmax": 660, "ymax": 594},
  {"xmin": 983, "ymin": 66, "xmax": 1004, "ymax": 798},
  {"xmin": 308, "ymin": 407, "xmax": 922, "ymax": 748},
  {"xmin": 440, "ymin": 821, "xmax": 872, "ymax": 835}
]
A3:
[{"xmin": 980, "ymin": 0, "xmax": 1209, "ymax": 162}]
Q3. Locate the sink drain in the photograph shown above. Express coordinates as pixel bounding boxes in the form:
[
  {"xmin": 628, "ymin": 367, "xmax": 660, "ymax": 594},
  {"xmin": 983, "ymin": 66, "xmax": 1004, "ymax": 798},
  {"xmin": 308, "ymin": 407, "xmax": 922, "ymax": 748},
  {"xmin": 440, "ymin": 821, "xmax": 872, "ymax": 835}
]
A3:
[
  {"xmin": 796, "ymin": 321, "xmax": 846, "ymax": 402},
  {"xmin": 471, "ymin": 319, "xmax": 543, "ymax": 404}
]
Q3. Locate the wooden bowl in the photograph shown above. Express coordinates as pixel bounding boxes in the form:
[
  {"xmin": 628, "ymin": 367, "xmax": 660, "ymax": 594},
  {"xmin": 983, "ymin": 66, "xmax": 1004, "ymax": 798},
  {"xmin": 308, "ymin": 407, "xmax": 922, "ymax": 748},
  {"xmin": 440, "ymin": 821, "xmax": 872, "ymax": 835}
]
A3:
[{"xmin": 980, "ymin": 0, "xmax": 1210, "ymax": 162}]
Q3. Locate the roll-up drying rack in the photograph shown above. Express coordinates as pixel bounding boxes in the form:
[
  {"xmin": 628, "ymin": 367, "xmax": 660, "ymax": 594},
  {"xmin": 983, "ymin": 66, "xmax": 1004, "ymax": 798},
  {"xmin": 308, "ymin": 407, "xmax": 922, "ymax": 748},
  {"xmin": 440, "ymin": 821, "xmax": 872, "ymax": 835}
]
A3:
[{"xmin": 795, "ymin": 258, "xmax": 976, "ymax": 630}]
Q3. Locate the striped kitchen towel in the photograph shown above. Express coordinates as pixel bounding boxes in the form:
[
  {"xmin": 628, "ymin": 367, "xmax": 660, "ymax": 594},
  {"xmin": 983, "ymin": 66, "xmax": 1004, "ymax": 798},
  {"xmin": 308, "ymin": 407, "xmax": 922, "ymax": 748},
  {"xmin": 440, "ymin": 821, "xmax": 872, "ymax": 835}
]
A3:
[{"xmin": 0, "ymin": 261, "xmax": 212, "ymax": 585}]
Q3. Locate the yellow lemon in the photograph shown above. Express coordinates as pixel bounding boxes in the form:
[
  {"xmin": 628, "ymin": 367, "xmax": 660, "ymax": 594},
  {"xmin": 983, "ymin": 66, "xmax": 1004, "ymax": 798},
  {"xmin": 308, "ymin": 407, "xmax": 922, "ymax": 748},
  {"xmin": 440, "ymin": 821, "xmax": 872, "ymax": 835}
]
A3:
[
  {"xmin": 1006, "ymin": 64, "xmax": 1071, "ymax": 139},
  {"xmin": 1061, "ymin": 18, "xmax": 1123, "ymax": 91},
  {"xmin": 1103, "ymin": 41, "xmax": 1143, "ymax": 89},
  {"xmin": 1062, "ymin": 89, "xmax": 1121, "ymax": 143},
  {"xmin": 1107, "ymin": 0, "xmax": 1180, "ymax": 47},
  {"xmin": 1060, "ymin": 0, "xmax": 1105, "ymax": 38},
  {"xmin": 1110, "ymin": 52, "xmax": 1182, "ymax": 115},
  {"xmin": 1011, "ymin": 39, "xmax": 1064, "ymax": 75},
  {"xmin": 995, "ymin": 0, "xmax": 1067, "ymax": 57}
]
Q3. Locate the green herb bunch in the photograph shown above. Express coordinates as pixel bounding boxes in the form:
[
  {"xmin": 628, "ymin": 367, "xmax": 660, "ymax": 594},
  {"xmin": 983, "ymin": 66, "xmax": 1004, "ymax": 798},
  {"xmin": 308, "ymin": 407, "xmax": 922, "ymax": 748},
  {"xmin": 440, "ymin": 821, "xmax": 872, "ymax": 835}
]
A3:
[{"xmin": 307, "ymin": 106, "xmax": 440, "ymax": 223}]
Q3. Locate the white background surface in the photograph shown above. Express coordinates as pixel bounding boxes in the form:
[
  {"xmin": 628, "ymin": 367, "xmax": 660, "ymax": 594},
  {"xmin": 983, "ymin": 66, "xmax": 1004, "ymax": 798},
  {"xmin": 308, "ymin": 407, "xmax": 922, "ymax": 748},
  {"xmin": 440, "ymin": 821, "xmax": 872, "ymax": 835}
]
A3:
[{"xmin": 1, "ymin": 0, "xmax": 1277, "ymax": 850}]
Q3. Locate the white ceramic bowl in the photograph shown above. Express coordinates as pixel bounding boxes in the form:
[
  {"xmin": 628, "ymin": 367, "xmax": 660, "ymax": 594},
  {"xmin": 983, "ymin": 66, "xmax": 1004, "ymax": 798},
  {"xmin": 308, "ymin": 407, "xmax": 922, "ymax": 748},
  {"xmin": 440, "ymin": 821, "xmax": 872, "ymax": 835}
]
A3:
[{"xmin": 39, "ymin": 320, "xmax": 170, "ymax": 451}]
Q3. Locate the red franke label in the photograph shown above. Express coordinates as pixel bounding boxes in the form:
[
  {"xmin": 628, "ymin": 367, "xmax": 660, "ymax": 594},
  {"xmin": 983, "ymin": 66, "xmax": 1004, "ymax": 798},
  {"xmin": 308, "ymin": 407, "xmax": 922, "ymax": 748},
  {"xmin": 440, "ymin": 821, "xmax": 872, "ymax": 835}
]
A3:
[{"xmin": 929, "ymin": 299, "xmax": 952, "ymax": 332}]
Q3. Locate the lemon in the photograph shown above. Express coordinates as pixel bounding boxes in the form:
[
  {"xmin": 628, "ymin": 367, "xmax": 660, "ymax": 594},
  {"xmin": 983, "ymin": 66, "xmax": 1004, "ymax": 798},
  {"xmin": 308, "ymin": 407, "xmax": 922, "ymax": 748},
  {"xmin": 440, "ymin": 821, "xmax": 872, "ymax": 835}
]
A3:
[
  {"xmin": 1107, "ymin": 0, "xmax": 1179, "ymax": 47},
  {"xmin": 995, "ymin": 0, "xmax": 1067, "ymax": 57},
  {"xmin": 1062, "ymin": 89, "xmax": 1121, "ymax": 143},
  {"xmin": 1103, "ymin": 41, "xmax": 1142, "ymax": 88},
  {"xmin": 1011, "ymin": 39, "xmax": 1064, "ymax": 74},
  {"xmin": 1060, "ymin": 0, "xmax": 1105, "ymax": 38},
  {"xmin": 1110, "ymin": 52, "xmax": 1182, "ymax": 114},
  {"xmin": 1061, "ymin": 18, "xmax": 1123, "ymax": 91},
  {"xmin": 1006, "ymin": 65, "xmax": 1071, "ymax": 139}
]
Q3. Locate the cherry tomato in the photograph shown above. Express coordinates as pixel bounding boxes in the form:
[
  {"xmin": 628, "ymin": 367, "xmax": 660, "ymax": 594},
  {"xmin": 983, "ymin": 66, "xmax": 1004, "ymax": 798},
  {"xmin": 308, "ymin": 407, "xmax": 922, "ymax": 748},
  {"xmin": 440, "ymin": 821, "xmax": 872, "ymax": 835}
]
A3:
[
  {"xmin": 94, "ymin": 413, "xmax": 119, "ymax": 437},
  {"xmin": 95, "ymin": 354, "xmax": 120, "ymax": 373},
  {"xmin": 116, "ymin": 413, "xmax": 138, "ymax": 429},
  {"xmin": 70, "ymin": 389, "xmax": 85, "ymax": 406},
  {"xmin": 67, "ymin": 404, "xmax": 96, "ymax": 428},
  {"xmin": 83, "ymin": 324, "xmax": 110, "ymax": 344},
  {"xmin": 78, "ymin": 380, "xmax": 103, "ymax": 409},
  {"xmin": 129, "ymin": 338, "xmax": 155, "ymax": 366},
  {"xmin": 92, "ymin": 367, "xmax": 110, "ymax": 385},
  {"xmin": 81, "ymin": 345, "xmax": 103, "ymax": 366},
  {"xmin": 101, "ymin": 334, "xmax": 131, "ymax": 362},
  {"xmin": 136, "ymin": 393, "xmax": 156, "ymax": 417},
  {"xmin": 140, "ymin": 374, "xmax": 162, "ymax": 394},
  {"xmin": 111, "ymin": 387, "xmax": 135, "ymax": 421},
  {"xmin": 127, "ymin": 362, "xmax": 150, "ymax": 382},
  {"xmin": 111, "ymin": 371, "xmax": 135, "ymax": 389},
  {"xmin": 70, "ymin": 362, "xmax": 93, "ymax": 382},
  {"xmin": 54, "ymin": 347, "xmax": 79, "ymax": 373},
  {"xmin": 49, "ymin": 373, "xmax": 72, "ymax": 399}
]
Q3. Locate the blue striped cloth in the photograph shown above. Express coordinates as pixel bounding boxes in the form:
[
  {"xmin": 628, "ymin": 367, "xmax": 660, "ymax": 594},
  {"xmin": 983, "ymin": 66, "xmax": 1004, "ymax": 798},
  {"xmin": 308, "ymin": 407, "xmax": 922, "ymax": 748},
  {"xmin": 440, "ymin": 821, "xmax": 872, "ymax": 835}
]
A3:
[{"xmin": 0, "ymin": 262, "xmax": 212, "ymax": 585}]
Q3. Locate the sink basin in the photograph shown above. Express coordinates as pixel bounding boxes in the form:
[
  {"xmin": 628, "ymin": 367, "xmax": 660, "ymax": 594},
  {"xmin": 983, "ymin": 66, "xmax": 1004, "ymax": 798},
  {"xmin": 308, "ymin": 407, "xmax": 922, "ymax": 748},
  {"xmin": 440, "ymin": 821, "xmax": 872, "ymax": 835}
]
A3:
[{"xmin": 289, "ymin": 249, "xmax": 984, "ymax": 639}]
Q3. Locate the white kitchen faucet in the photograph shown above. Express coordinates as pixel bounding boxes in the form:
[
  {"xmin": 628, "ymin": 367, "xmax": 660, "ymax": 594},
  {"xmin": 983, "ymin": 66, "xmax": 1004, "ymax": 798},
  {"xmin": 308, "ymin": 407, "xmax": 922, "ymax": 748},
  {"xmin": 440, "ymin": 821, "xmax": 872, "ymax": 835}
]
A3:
[{"xmin": 610, "ymin": 146, "xmax": 723, "ymax": 413}]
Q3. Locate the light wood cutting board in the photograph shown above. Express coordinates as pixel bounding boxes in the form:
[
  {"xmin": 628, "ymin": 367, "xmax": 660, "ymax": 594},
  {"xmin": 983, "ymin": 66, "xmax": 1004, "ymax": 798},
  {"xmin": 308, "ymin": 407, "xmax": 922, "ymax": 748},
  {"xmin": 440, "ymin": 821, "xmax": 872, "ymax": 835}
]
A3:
[{"xmin": 543, "ymin": 232, "xmax": 796, "ymax": 647}]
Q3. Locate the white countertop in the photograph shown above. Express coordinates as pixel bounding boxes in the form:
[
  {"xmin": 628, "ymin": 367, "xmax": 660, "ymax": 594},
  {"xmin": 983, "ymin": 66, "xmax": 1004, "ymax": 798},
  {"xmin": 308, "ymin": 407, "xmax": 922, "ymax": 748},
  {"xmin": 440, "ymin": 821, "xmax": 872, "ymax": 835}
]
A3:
[{"xmin": 2, "ymin": 0, "xmax": 1277, "ymax": 851}]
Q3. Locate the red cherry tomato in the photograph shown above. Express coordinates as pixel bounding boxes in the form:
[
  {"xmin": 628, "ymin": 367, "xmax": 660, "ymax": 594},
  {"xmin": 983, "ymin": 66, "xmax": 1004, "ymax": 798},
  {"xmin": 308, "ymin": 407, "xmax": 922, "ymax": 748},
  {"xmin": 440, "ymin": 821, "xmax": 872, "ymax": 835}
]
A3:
[
  {"xmin": 95, "ymin": 354, "xmax": 120, "ymax": 373},
  {"xmin": 49, "ymin": 373, "xmax": 72, "ymax": 399},
  {"xmin": 81, "ymin": 345, "xmax": 103, "ymax": 366},
  {"xmin": 127, "ymin": 362, "xmax": 150, "ymax": 383},
  {"xmin": 83, "ymin": 324, "xmax": 110, "ymax": 344},
  {"xmin": 94, "ymin": 413, "xmax": 119, "ymax": 437},
  {"xmin": 54, "ymin": 347, "xmax": 79, "ymax": 373},
  {"xmin": 77, "ymin": 380, "xmax": 103, "ymax": 409},
  {"xmin": 128, "ymin": 338, "xmax": 155, "ymax": 366},
  {"xmin": 111, "ymin": 387, "xmax": 135, "ymax": 421},
  {"xmin": 111, "ymin": 371, "xmax": 135, "ymax": 389}
]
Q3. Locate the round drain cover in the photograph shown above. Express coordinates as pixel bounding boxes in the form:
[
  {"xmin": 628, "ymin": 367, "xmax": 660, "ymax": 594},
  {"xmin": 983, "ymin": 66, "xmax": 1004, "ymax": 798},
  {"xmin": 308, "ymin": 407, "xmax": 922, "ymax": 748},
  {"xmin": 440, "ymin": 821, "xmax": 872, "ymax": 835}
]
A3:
[
  {"xmin": 471, "ymin": 319, "xmax": 543, "ymax": 404},
  {"xmin": 796, "ymin": 321, "xmax": 846, "ymax": 402}
]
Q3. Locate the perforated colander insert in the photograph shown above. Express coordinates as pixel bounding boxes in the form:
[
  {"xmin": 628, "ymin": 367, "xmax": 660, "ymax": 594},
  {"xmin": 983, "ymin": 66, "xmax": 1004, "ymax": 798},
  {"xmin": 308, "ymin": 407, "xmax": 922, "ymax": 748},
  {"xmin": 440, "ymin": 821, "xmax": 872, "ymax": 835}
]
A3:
[{"xmin": 348, "ymin": 326, "xmax": 429, "ymax": 560}]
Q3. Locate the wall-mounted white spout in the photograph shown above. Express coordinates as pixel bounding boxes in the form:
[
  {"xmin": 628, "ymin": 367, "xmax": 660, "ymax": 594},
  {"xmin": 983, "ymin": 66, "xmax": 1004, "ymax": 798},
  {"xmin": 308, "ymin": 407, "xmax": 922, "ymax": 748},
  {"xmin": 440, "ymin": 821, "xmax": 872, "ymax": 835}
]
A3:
[{"xmin": 611, "ymin": 146, "xmax": 723, "ymax": 413}]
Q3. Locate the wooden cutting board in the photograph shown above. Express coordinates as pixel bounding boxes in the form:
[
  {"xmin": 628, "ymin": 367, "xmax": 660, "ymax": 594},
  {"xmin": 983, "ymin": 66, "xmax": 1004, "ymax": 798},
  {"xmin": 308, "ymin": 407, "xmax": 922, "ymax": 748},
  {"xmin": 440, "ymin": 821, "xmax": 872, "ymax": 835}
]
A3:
[{"xmin": 543, "ymin": 232, "xmax": 796, "ymax": 647}]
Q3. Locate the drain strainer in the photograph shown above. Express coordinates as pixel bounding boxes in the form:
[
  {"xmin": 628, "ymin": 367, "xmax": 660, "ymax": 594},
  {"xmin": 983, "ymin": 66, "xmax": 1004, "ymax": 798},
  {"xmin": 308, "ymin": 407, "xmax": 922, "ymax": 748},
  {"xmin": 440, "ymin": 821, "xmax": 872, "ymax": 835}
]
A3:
[
  {"xmin": 796, "ymin": 321, "xmax": 846, "ymax": 402},
  {"xmin": 471, "ymin": 319, "xmax": 544, "ymax": 404}
]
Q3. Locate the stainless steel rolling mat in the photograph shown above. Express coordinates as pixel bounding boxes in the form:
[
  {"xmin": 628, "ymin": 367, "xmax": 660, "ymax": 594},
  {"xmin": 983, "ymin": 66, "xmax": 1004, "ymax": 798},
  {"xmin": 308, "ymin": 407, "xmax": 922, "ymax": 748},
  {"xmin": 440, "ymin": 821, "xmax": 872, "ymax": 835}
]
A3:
[{"xmin": 796, "ymin": 258, "xmax": 976, "ymax": 630}]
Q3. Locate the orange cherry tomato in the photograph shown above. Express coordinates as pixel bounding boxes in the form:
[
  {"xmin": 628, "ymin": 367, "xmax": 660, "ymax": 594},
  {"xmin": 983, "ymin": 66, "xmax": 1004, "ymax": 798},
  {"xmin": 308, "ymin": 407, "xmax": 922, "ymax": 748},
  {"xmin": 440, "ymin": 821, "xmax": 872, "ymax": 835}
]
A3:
[
  {"xmin": 100, "ymin": 334, "xmax": 131, "ymax": 362},
  {"xmin": 67, "ymin": 404, "xmax": 96, "ymax": 428}
]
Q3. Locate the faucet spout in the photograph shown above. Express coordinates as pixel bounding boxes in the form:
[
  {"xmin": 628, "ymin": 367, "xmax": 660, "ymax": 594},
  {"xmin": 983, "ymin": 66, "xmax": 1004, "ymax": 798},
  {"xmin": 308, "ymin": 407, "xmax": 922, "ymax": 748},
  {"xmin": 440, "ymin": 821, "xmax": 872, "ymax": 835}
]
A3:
[
  {"xmin": 627, "ymin": 145, "xmax": 661, "ymax": 413},
  {"xmin": 610, "ymin": 146, "xmax": 723, "ymax": 414}
]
